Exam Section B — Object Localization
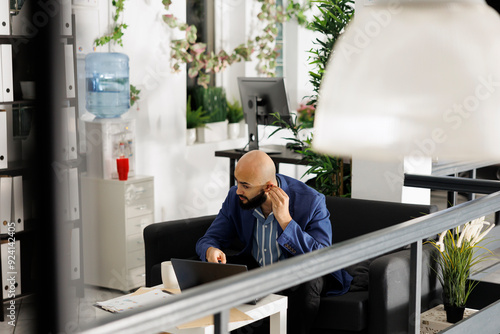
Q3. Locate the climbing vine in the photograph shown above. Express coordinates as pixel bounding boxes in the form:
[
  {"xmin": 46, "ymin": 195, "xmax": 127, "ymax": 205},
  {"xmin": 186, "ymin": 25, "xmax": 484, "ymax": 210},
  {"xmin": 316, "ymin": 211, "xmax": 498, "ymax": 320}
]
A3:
[
  {"xmin": 95, "ymin": 0, "xmax": 312, "ymax": 87},
  {"xmin": 94, "ymin": 0, "xmax": 128, "ymax": 47},
  {"xmin": 164, "ymin": 0, "xmax": 311, "ymax": 87}
]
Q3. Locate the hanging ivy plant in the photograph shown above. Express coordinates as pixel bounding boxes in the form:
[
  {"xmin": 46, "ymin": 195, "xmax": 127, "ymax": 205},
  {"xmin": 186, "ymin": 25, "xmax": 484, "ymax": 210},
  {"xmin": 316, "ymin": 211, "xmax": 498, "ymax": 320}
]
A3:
[
  {"xmin": 94, "ymin": 0, "xmax": 128, "ymax": 47},
  {"xmin": 96, "ymin": 0, "xmax": 312, "ymax": 88},
  {"xmin": 163, "ymin": 0, "xmax": 313, "ymax": 87}
]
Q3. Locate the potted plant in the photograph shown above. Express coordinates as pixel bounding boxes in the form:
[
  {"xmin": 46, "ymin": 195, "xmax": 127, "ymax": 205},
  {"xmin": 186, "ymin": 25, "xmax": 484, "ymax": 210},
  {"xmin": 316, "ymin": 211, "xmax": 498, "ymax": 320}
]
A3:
[
  {"xmin": 297, "ymin": 103, "xmax": 315, "ymax": 129},
  {"xmin": 226, "ymin": 99, "xmax": 244, "ymax": 139},
  {"xmin": 268, "ymin": 111, "xmax": 307, "ymax": 151},
  {"xmin": 266, "ymin": 111, "xmax": 350, "ymax": 197},
  {"xmin": 191, "ymin": 86, "xmax": 228, "ymax": 143},
  {"xmin": 186, "ymin": 95, "xmax": 208, "ymax": 145},
  {"xmin": 427, "ymin": 217, "xmax": 495, "ymax": 323}
]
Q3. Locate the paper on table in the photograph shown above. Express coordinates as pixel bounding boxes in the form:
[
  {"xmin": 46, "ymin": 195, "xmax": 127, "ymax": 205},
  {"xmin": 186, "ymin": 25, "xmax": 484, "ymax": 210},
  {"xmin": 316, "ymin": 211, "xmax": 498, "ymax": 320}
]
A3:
[
  {"xmin": 95, "ymin": 287, "xmax": 254, "ymax": 328},
  {"xmin": 95, "ymin": 287, "xmax": 172, "ymax": 313},
  {"xmin": 177, "ymin": 308, "xmax": 253, "ymax": 329}
]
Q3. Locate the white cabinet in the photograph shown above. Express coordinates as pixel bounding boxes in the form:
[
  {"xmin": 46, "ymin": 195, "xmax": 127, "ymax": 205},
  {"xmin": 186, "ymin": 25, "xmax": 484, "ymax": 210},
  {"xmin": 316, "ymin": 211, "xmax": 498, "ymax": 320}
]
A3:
[{"xmin": 82, "ymin": 175, "xmax": 154, "ymax": 291}]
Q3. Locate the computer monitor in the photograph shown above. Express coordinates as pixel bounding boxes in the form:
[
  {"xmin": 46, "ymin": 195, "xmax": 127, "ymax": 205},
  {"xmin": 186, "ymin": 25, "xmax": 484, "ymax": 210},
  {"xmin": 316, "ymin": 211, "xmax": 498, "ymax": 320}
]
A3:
[{"xmin": 237, "ymin": 77, "xmax": 292, "ymax": 151}]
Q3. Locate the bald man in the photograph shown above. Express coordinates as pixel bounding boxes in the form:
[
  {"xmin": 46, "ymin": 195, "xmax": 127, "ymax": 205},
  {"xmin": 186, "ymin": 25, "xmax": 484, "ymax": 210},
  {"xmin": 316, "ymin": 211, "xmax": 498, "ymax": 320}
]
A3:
[{"xmin": 196, "ymin": 151, "xmax": 352, "ymax": 334}]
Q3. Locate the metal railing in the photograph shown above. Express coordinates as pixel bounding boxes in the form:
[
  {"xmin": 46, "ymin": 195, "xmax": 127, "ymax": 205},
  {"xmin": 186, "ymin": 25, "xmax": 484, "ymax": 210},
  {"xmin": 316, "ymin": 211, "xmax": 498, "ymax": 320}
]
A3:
[{"xmin": 79, "ymin": 188, "xmax": 500, "ymax": 334}]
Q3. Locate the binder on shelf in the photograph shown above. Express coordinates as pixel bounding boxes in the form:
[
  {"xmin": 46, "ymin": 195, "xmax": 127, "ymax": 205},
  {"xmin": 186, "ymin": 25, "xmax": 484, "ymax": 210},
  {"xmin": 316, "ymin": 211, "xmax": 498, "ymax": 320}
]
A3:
[
  {"xmin": 11, "ymin": 176, "xmax": 23, "ymax": 232},
  {"xmin": 60, "ymin": 107, "xmax": 69, "ymax": 161},
  {"xmin": 61, "ymin": 0, "xmax": 72, "ymax": 35},
  {"xmin": 68, "ymin": 167, "xmax": 80, "ymax": 221},
  {"xmin": 0, "ymin": 0, "xmax": 10, "ymax": 35},
  {"xmin": 0, "ymin": 44, "xmax": 13, "ymax": 102},
  {"xmin": 0, "ymin": 176, "xmax": 12, "ymax": 234},
  {"xmin": 60, "ymin": 169, "xmax": 70, "ymax": 222},
  {"xmin": 1, "ymin": 240, "xmax": 21, "ymax": 299},
  {"xmin": 0, "ymin": 110, "xmax": 7, "ymax": 169},
  {"xmin": 63, "ymin": 106, "xmax": 77, "ymax": 161},
  {"xmin": 64, "ymin": 44, "xmax": 76, "ymax": 98},
  {"xmin": 71, "ymin": 228, "xmax": 80, "ymax": 280}
]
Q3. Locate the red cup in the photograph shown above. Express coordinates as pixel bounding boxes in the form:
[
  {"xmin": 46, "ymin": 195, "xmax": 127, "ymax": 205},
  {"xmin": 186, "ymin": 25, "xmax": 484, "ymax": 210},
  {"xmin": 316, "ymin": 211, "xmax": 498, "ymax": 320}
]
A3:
[{"xmin": 116, "ymin": 157, "xmax": 129, "ymax": 181}]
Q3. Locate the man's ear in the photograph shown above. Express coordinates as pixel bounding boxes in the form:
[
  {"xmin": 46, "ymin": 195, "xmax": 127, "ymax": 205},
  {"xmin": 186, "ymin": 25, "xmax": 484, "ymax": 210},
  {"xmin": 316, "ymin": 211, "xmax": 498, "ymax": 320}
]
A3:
[{"xmin": 265, "ymin": 182, "xmax": 272, "ymax": 192}]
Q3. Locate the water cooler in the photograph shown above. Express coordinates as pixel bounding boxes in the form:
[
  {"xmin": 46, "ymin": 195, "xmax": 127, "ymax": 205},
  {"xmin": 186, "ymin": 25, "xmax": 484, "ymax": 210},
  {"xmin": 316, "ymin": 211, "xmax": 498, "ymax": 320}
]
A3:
[
  {"xmin": 82, "ymin": 53, "xmax": 155, "ymax": 291},
  {"xmin": 84, "ymin": 52, "xmax": 135, "ymax": 179}
]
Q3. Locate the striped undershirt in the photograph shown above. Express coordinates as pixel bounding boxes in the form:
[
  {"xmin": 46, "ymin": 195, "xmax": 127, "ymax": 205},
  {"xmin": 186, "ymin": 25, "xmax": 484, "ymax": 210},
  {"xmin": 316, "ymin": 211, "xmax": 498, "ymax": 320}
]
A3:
[{"xmin": 251, "ymin": 209, "xmax": 284, "ymax": 266}]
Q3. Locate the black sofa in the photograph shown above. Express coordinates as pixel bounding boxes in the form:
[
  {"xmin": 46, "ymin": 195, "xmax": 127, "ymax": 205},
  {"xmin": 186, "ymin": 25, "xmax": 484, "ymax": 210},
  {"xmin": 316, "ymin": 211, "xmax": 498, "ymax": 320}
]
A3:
[{"xmin": 144, "ymin": 196, "xmax": 441, "ymax": 333}]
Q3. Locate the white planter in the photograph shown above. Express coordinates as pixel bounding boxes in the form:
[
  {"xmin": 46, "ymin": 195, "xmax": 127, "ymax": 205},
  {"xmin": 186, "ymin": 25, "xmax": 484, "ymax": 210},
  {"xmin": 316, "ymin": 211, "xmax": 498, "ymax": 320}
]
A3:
[
  {"xmin": 196, "ymin": 120, "xmax": 228, "ymax": 143},
  {"xmin": 228, "ymin": 122, "xmax": 240, "ymax": 139},
  {"xmin": 186, "ymin": 128, "xmax": 196, "ymax": 145}
]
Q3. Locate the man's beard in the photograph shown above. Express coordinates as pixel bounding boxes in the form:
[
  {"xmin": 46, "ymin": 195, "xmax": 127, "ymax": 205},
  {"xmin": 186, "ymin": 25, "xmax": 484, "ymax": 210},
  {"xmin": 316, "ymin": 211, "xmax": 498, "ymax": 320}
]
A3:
[{"xmin": 238, "ymin": 190, "xmax": 267, "ymax": 210}]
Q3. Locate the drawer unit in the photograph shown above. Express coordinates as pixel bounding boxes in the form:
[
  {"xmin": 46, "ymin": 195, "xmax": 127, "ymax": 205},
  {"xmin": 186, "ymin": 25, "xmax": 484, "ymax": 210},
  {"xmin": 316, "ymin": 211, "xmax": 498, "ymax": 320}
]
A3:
[
  {"xmin": 82, "ymin": 175, "xmax": 154, "ymax": 292},
  {"xmin": 126, "ymin": 233, "xmax": 145, "ymax": 253},
  {"xmin": 127, "ymin": 266, "xmax": 146, "ymax": 288},
  {"xmin": 126, "ymin": 200, "xmax": 154, "ymax": 219},
  {"xmin": 126, "ymin": 214, "xmax": 153, "ymax": 235},
  {"xmin": 127, "ymin": 249, "xmax": 146, "ymax": 269}
]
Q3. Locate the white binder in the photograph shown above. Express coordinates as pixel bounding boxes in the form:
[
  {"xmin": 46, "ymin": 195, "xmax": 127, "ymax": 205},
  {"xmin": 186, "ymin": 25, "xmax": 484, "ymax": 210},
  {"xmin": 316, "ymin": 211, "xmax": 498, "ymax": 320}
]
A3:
[
  {"xmin": 0, "ymin": 44, "xmax": 13, "ymax": 102},
  {"xmin": 64, "ymin": 44, "xmax": 76, "ymax": 98},
  {"xmin": 1, "ymin": 240, "xmax": 21, "ymax": 299},
  {"xmin": 66, "ymin": 106, "xmax": 77, "ymax": 161},
  {"xmin": 68, "ymin": 167, "xmax": 80, "ymax": 221},
  {"xmin": 60, "ymin": 169, "xmax": 70, "ymax": 222},
  {"xmin": 0, "ymin": 0, "xmax": 10, "ymax": 35},
  {"xmin": 0, "ymin": 176, "xmax": 12, "ymax": 234},
  {"xmin": 11, "ymin": 176, "xmax": 23, "ymax": 232},
  {"xmin": 71, "ymin": 228, "xmax": 80, "ymax": 280},
  {"xmin": 61, "ymin": 0, "xmax": 72, "ymax": 35},
  {"xmin": 60, "ymin": 107, "xmax": 69, "ymax": 161},
  {"xmin": 0, "ymin": 110, "xmax": 7, "ymax": 169}
]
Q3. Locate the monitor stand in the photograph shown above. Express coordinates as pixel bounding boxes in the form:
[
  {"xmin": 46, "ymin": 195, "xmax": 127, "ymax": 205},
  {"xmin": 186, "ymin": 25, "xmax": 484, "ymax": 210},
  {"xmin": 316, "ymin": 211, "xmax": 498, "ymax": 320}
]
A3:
[{"xmin": 235, "ymin": 96, "xmax": 282, "ymax": 155}]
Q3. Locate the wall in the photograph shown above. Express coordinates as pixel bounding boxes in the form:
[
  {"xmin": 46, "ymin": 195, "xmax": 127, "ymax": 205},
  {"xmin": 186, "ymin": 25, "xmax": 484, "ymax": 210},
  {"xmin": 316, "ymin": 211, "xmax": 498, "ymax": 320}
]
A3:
[{"xmin": 74, "ymin": 0, "xmax": 314, "ymax": 223}]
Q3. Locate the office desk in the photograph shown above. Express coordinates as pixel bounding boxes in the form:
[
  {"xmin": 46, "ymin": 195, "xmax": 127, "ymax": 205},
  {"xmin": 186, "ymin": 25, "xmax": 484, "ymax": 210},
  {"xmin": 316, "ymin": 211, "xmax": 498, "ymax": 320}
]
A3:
[{"xmin": 215, "ymin": 145, "xmax": 307, "ymax": 187}]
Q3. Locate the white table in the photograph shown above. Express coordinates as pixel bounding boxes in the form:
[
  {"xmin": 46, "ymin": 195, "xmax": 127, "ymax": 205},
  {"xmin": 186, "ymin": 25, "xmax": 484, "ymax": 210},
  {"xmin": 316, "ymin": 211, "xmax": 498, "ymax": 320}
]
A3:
[{"xmin": 165, "ymin": 294, "xmax": 287, "ymax": 334}]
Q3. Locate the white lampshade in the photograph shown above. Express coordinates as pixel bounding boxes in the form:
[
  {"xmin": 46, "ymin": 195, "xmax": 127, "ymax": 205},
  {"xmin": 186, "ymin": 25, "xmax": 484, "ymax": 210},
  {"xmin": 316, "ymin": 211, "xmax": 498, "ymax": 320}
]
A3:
[{"xmin": 313, "ymin": 0, "xmax": 500, "ymax": 161}]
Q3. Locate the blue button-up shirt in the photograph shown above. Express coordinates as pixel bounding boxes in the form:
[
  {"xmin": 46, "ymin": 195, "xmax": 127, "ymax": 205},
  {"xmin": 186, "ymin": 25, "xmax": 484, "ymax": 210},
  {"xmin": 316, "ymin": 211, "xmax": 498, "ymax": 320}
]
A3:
[{"xmin": 251, "ymin": 209, "xmax": 284, "ymax": 266}]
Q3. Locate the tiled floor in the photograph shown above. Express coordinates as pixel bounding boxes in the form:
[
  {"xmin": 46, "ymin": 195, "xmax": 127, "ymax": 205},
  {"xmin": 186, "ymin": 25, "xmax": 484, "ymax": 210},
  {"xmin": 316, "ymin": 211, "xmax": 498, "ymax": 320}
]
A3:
[{"xmin": 2, "ymin": 190, "xmax": 500, "ymax": 333}]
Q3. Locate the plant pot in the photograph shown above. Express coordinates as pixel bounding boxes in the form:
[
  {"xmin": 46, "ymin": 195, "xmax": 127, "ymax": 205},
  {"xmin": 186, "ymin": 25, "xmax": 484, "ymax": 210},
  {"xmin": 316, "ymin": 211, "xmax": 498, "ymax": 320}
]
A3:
[
  {"xmin": 186, "ymin": 128, "xmax": 196, "ymax": 145},
  {"xmin": 228, "ymin": 122, "xmax": 240, "ymax": 139},
  {"xmin": 196, "ymin": 120, "xmax": 228, "ymax": 143},
  {"xmin": 444, "ymin": 304, "xmax": 465, "ymax": 323}
]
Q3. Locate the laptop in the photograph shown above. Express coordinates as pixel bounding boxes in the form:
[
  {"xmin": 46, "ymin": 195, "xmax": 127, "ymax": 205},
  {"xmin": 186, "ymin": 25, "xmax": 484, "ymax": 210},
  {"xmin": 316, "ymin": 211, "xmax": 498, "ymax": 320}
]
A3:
[{"xmin": 170, "ymin": 258, "xmax": 259, "ymax": 304}]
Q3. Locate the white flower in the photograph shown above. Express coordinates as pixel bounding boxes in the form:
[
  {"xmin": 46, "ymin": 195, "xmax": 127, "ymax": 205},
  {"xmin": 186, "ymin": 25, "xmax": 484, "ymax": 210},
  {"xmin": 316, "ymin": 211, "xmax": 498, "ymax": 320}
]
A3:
[
  {"xmin": 471, "ymin": 221, "xmax": 494, "ymax": 246},
  {"xmin": 436, "ymin": 230, "xmax": 447, "ymax": 252},
  {"xmin": 456, "ymin": 226, "xmax": 467, "ymax": 248},
  {"xmin": 455, "ymin": 216, "xmax": 493, "ymax": 247}
]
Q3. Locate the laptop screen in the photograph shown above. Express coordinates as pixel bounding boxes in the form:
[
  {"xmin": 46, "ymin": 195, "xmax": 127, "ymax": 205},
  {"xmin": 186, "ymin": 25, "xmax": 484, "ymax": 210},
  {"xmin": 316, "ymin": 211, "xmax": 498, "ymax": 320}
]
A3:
[{"xmin": 171, "ymin": 258, "xmax": 248, "ymax": 291}]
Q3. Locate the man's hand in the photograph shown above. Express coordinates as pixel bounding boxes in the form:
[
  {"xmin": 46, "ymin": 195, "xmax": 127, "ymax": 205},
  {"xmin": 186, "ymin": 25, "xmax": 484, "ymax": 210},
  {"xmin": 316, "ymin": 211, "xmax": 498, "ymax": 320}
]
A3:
[
  {"xmin": 267, "ymin": 185, "xmax": 292, "ymax": 229},
  {"xmin": 206, "ymin": 247, "xmax": 226, "ymax": 263}
]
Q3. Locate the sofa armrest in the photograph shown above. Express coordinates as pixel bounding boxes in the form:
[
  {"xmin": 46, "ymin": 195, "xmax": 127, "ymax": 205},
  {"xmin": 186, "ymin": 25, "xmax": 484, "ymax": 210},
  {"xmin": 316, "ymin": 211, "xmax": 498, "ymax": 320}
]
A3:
[
  {"xmin": 143, "ymin": 215, "xmax": 216, "ymax": 287},
  {"xmin": 368, "ymin": 243, "xmax": 442, "ymax": 333}
]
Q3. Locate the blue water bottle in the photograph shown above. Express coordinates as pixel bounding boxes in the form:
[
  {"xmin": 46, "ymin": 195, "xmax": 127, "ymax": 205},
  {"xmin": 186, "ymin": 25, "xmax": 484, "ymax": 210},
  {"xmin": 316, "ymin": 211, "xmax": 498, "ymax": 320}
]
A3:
[{"xmin": 85, "ymin": 53, "xmax": 130, "ymax": 118}]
